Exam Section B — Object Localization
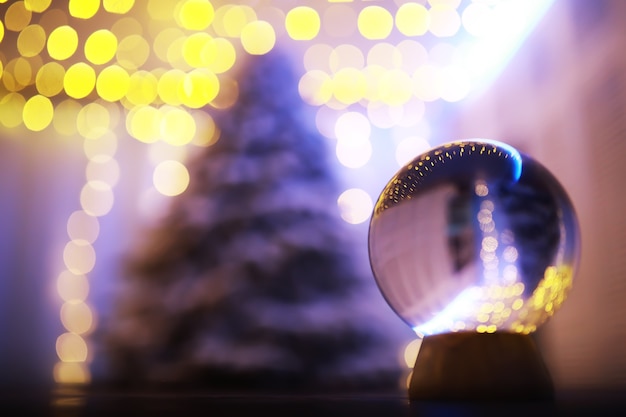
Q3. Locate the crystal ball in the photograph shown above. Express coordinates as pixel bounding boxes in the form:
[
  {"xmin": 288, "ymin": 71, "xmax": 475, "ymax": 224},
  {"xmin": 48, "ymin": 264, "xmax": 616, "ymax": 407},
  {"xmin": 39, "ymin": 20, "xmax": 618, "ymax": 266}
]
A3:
[{"xmin": 368, "ymin": 140, "xmax": 580, "ymax": 337}]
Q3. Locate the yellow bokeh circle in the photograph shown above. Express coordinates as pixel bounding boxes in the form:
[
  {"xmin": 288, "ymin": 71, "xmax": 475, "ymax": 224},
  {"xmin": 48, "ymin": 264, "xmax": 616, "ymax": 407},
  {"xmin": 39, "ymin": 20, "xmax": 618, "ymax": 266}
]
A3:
[
  {"xmin": 332, "ymin": 67, "xmax": 367, "ymax": 105},
  {"xmin": 160, "ymin": 106, "xmax": 197, "ymax": 146},
  {"xmin": 5, "ymin": 2, "xmax": 32, "ymax": 32},
  {"xmin": 0, "ymin": 93, "xmax": 26, "ymax": 128},
  {"xmin": 69, "ymin": 0, "xmax": 100, "ymax": 19},
  {"xmin": 103, "ymin": 0, "xmax": 135, "ymax": 14},
  {"xmin": 77, "ymin": 102, "xmax": 110, "ymax": 139},
  {"xmin": 285, "ymin": 6, "xmax": 320, "ymax": 41},
  {"xmin": 153, "ymin": 160, "xmax": 190, "ymax": 197},
  {"xmin": 178, "ymin": 69, "xmax": 219, "ymax": 109},
  {"xmin": 182, "ymin": 32, "xmax": 213, "ymax": 68},
  {"xmin": 126, "ymin": 70, "xmax": 158, "ymax": 106},
  {"xmin": 158, "ymin": 69, "xmax": 185, "ymax": 105},
  {"xmin": 127, "ymin": 105, "xmax": 161, "ymax": 143},
  {"xmin": 47, "ymin": 25, "xmax": 78, "ymax": 61},
  {"xmin": 96, "ymin": 65, "xmax": 130, "ymax": 102},
  {"xmin": 34, "ymin": 65, "xmax": 62, "ymax": 97},
  {"xmin": 358, "ymin": 6, "xmax": 394, "ymax": 40},
  {"xmin": 64, "ymin": 63, "xmax": 96, "ymax": 99},
  {"xmin": 395, "ymin": 3, "xmax": 430, "ymax": 36},
  {"xmin": 205, "ymin": 38, "xmax": 236, "ymax": 74},
  {"xmin": 23, "ymin": 94, "xmax": 53, "ymax": 131},
  {"xmin": 178, "ymin": 0, "xmax": 214, "ymax": 30},
  {"xmin": 241, "ymin": 20, "xmax": 276, "ymax": 55},
  {"xmin": 117, "ymin": 34, "xmax": 150, "ymax": 70},
  {"xmin": 17, "ymin": 24, "xmax": 46, "ymax": 57},
  {"xmin": 24, "ymin": 0, "xmax": 52, "ymax": 13},
  {"xmin": 85, "ymin": 30, "xmax": 118, "ymax": 65}
]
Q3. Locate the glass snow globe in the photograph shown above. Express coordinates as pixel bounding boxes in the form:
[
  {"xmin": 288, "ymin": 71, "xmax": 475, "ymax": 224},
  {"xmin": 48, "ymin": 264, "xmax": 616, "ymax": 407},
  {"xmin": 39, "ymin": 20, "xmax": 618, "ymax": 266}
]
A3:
[{"xmin": 368, "ymin": 139, "xmax": 580, "ymax": 401}]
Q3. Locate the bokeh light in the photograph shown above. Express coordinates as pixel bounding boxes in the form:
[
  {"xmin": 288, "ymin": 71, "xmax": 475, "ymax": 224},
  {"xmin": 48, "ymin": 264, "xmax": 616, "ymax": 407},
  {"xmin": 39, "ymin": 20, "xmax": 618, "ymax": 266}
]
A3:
[
  {"xmin": 85, "ymin": 29, "xmax": 118, "ymax": 65},
  {"xmin": 57, "ymin": 270, "xmax": 90, "ymax": 303},
  {"xmin": 178, "ymin": 0, "xmax": 214, "ymax": 30},
  {"xmin": 36, "ymin": 62, "xmax": 65, "ymax": 97},
  {"xmin": 285, "ymin": 6, "xmax": 320, "ymax": 41},
  {"xmin": 64, "ymin": 63, "xmax": 96, "ymax": 99},
  {"xmin": 5, "ymin": 2, "xmax": 32, "ymax": 32},
  {"xmin": 69, "ymin": 0, "xmax": 100, "ymax": 20},
  {"xmin": 241, "ymin": 20, "xmax": 276, "ymax": 55},
  {"xmin": 337, "ymin": 188, "xmax": 374, "ymax": 224},
  {"xmin": 17, "ymin": 24, "xmax": 45, "ymax": 57},
  {"xmin": 153, "ymin": 160, "xmax": 190, "ymax": 196},
  {"xmin": 47, "ymin": 25, "xmax": 78, "ymax": 60},
  {"xmin": 396, "ymin": 3, "xmax": 430, "ymax": 36},
  {"xmin": 103, "ymin": 0, "xmax": 135, "ymax": 14},
  {"xmin": 96, "ymin": 65, "xmax": 130, "ymax": 102},
  {"xmin": 23, "ymin": 94, "xmax": 53, "ymax": 131},
  {"xmin": 358, "ymin": 6, "xmax": 394, "ymax": 40}
]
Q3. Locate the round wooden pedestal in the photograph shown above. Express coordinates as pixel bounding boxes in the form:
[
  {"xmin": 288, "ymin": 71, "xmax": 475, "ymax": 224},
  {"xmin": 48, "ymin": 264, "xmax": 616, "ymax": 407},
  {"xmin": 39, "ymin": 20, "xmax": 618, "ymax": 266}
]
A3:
[{"xmin": 409, "ymin": 332, "xmax": 554, "ymax": 402}]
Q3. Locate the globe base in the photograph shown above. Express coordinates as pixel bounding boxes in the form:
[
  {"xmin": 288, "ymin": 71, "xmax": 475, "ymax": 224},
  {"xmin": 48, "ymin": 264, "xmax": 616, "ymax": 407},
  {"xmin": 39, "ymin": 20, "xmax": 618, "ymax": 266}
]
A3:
[{"xmin": 409, "ymin": 332, "xmax": 554, "ymax": 402}]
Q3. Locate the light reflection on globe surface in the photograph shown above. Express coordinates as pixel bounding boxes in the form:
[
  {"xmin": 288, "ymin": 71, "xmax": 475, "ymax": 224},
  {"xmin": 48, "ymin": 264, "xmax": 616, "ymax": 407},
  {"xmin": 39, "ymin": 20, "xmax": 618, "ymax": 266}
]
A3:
[{"xmin": 368, "ymin": 140, "xmax": 580, "ymax": 337}]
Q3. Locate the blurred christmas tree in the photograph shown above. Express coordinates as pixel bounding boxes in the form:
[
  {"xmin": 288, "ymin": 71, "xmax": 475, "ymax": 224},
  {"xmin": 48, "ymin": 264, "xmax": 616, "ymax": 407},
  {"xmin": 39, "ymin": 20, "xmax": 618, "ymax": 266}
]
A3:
[{"xmin": 101, "ymin": 49, "xmax": 404, "ymax": 392}]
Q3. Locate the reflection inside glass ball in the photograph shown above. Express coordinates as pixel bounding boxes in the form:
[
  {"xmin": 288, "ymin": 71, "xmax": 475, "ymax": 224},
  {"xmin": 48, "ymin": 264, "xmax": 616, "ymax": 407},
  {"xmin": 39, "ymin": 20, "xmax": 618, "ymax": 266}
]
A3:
[{"xmin": 368, "ymin": 140, "xmax": 580, "ymax": 337}]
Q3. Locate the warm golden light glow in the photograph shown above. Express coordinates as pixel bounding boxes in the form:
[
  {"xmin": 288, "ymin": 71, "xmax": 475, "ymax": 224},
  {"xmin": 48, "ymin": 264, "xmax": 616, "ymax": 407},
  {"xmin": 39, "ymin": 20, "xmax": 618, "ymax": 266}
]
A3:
[
  {"xmin": 337, "ymin": 188, "xmax": 373, "ymax": 224},
  {"xmin": 156, "ymin": 69, "xmax": 183, "ymax": 105},
  {"xmin": 63, "ymin": 239, "xmax": 96, "ymax": 276},
  {"xmin": 0, "ymin": 92, "xmax": 26, "ymax": 127},
  {"xmin": 36, "ymin": 62, "xmax": 65, "ymax": 96},
  {"xmin": 153, "ymin": 160, "xmax": 190, "ymax": 196},
  {"xmin": 4, "ymin": 1, "xmax": 32, "ymax": 32},
  {"xmin": 57, "ymin": 271, "xmax": 90, "ymax": 303},
  {"xmin": 160, "ymin": 106, "xmax": 197, "ymax": 145},
  {"xmin": 299, "ymin": 70, "xmax": 332, "ymax": 106},
  {"xmin": 85, "ymin": 29, "xmax": 118, "ymax": 65},
  {"xmin": 117, "ymin": 34, "xmax": 150, "ymax": 70},
  {"xmin": 127, "ymin": 105, "xmax": 160, "ymax": 142},
  {"xmin": 24, "ymin": 0, "xmax": 52, "ymax": 13},
  {"xmin": 179, "ymin": 69, "xmax": 220, "ymax": 109},
  {"xmin": 403, "ymin": 338, "xmax": 422, "ymax": 368},
  {"xmin": 53, "ymin": 362, "xmax": 90, "ymax": 384},
  {"xmin": 56, "ymin": 332, "xmax": 89, "ymax": 362},
  {"xmin": 80, "ymin": 180, "xmax": 115, "ymax": 217},
  {"xmin": 396, "ymin": 3, "xmax": 430, "ymax": 36},
  {"xmin": 64, "ymin": 63, "xmax": 96, "ymax": 99},
  {"xmin": 126, "ymin": 70, "xmax": 158, "ymax": 106},
  {"xmin": 60, "ymin": 300, "xmax": 94, "ymax": 334},
  {"xmin": 52, "ymin": 99, "xmax": 81, "ymax": 135},
  {"xmin": 66, "ymin": 210, "xmax": 100, "ymax": 244},
  {"xmin": 77, "ymin": 102, "xmax": 110, "ymax": 139},
  {"xmin": 23, "ymin": 94, "xmax": 53, "ymax": 131},
  {"xmin": 17, "ymin": 24, "xmax": 45, "ymax": 57},
  {"xmin": 47, "ymin": 25, "xmax": 78, "ymax": 60},
  {"xmin": 221, "ymin": 5, "xmax": 257, "ymax": 38},
  {"xmin": 103, "ymin": 0, "xmax": 135, "ymax": 14},
  {"xmin": 358, "ymin": 6, "xmax": 394, "ymax": 40},
  {"xmin": 332, "ymin": 67, "xmax": 366, "ymax": 105},
  {"xmin": 178, "ymin": 0, "xmax": 214, "ymax": 30},
  {"xmin": 285, "ymin": 6, "xmax": 320, "ymax": 41},
  {"xmin": 204, "ymin": 38, "xmax": 236, "ymax": 73},
  {"xmin": 96, "ymin": 65, "xmax": 130, "ymax": 102},
  {"xmin": 241, "ymin": 20, "xmax": 276, "ymax": 55},
  {"xmin": 69, "ymin": 0, "xmax": 99, "ymax": 19}
]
